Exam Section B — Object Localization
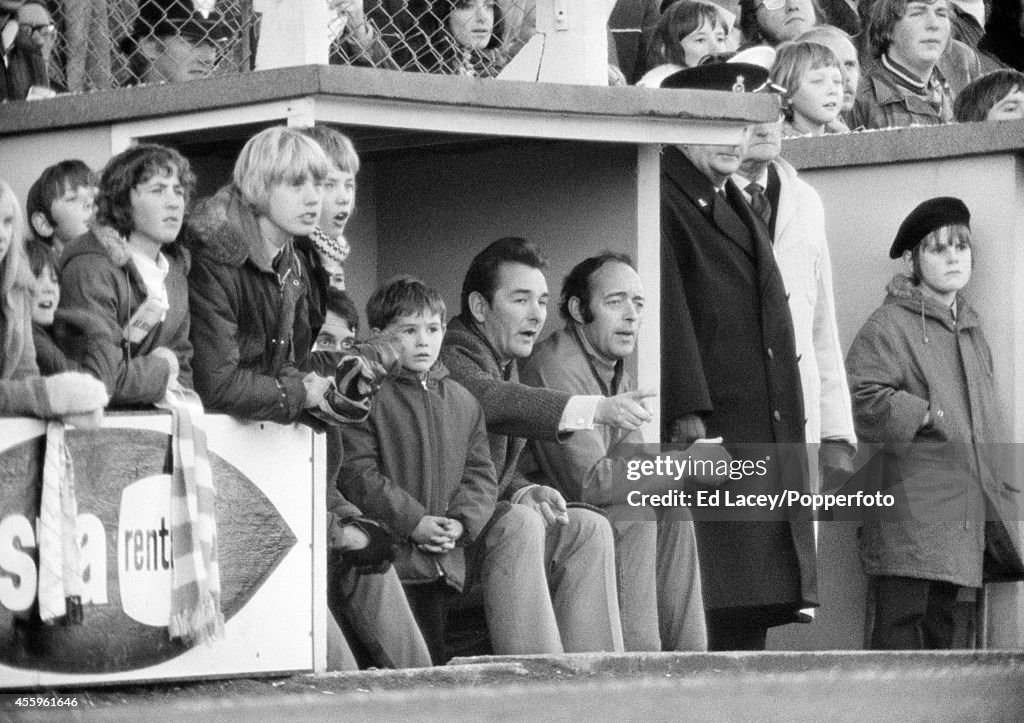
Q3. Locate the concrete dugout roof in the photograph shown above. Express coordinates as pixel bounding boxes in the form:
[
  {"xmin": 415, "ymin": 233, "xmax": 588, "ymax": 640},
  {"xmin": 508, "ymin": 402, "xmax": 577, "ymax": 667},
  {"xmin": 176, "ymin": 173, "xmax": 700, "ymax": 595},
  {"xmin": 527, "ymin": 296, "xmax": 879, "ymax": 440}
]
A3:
[{"xmin": 0, "ymin": 64, "xmax": 780, "ymax": 147}]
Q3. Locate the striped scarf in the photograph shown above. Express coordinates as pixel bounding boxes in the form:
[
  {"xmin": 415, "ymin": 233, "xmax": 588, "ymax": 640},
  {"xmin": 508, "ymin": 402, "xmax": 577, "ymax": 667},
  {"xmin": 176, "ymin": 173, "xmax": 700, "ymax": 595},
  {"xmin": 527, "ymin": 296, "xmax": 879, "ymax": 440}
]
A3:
[
  {"xmin": 37, "ymin": 421, "xmax": 84, "ymax": 625},
  {"xmin": 163, "ymin": 387, "xmax": 224, "ymax": 645}
]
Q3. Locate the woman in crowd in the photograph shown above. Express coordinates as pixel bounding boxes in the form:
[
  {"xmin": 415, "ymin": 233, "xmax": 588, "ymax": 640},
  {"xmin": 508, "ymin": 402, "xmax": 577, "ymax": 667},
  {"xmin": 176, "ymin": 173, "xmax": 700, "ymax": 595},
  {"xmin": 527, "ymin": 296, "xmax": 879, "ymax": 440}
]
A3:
[
  {"xmin": 407, "ymin": 0, "xmax": 509, "ymax": 77},
  {"xmin": 644, "ymin": 0, "xmax": 732, "ymax": 74},
  {"xmin": 737, "ymin": 0, "xmax": 822, "ymax": 49},
  {"xmin": 0, "ymin": 178, "xmax": 106, "ymax": 422}
]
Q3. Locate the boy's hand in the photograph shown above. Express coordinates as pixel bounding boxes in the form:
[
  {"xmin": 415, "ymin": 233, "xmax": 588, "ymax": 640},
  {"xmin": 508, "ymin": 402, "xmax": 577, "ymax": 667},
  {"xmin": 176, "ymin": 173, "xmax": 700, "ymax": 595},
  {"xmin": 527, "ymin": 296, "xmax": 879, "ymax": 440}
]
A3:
[{"xmin": 518, "ymin": 485, "xmax": 569, "ymax": 527}]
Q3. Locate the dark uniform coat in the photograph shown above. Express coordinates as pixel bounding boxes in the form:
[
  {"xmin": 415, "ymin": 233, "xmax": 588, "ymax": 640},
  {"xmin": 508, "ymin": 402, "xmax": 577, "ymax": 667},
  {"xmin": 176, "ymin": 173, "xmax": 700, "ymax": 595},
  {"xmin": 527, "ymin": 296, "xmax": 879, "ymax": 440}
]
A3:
[{"xmin": 660, "ymin": 146, "xmax": 817, "ymax": 621}]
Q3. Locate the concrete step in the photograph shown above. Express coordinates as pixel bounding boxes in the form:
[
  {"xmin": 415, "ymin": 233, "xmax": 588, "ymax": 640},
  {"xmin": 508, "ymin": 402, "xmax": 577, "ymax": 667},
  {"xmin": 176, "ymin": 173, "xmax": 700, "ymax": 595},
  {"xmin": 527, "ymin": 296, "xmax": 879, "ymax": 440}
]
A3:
[{"xmin": 31, "ymin": 651, "xmax": 1024, "ymax": 722}]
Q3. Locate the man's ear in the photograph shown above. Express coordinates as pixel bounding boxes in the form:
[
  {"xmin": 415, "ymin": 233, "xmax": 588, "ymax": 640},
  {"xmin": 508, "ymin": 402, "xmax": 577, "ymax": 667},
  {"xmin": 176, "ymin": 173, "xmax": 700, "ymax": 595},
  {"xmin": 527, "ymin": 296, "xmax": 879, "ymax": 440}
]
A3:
[
  {"xmin": 370, "ymin": 327, "xmax": 383, "ymax": 339},
  {"xmin": 30, "ymin": 211, "xmax": 54, "ymax": 239},
  {"xmin": 567, "ymin": 296, "xmax": 586, "ymax": 325},
  {"xmin": 468, "ymin": 291, "xmax": 489, "ymax": 324}
]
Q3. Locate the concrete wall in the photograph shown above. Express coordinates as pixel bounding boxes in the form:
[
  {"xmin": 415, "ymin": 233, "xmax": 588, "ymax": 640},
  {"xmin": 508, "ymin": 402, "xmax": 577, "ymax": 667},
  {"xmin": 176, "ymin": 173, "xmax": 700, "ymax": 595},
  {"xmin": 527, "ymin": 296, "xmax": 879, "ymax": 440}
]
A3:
[{"xmin": 372, "ymin": 140, "xmax": 639, "ymax": 336}]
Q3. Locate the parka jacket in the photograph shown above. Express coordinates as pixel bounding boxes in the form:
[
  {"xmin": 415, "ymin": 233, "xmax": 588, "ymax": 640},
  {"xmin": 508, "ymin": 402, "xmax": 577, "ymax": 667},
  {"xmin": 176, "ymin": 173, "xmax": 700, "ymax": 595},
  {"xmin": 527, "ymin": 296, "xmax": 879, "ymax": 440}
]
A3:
[
  {"xmin": 186, "ymin": 185, "xmax": 311, "ymax": 423},
  {"xmin": 846, "ymin": 274, "xmax": 1024, "ymax": 587},
  {"xmin": 58, "ymin": 224, "xmax": 192, "ymax": 405},
  {"xmin": 338, "ymin": 362, "xmax": 498, "ymax": 591}
]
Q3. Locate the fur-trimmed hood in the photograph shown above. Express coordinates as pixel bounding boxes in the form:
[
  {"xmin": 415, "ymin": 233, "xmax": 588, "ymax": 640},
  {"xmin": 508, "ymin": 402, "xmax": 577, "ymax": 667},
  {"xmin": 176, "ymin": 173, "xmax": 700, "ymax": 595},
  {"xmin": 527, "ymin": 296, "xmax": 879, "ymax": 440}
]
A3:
[
  {"xmin": 883, "ymin": 273, "xmax": 979, "ymax": 333},
  {"xmin": 186, "ymin": 185, "xmax": 270, "ymax": 269}
]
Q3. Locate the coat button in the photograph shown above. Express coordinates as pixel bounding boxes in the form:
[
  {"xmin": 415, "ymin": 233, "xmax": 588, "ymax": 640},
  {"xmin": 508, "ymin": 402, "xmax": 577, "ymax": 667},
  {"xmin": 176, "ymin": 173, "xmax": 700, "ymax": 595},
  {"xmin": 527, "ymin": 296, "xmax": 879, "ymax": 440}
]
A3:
[
  {"xmin": 773, "ymin": 410, "xmax": 781, "ymax": 421},
  {"xmin": 796, "ymin": 354, "xmax": 802, "ymax": 362},
  {"xmin": 767, "ymin": 347, "xmax": 774, "ymax": 359}
]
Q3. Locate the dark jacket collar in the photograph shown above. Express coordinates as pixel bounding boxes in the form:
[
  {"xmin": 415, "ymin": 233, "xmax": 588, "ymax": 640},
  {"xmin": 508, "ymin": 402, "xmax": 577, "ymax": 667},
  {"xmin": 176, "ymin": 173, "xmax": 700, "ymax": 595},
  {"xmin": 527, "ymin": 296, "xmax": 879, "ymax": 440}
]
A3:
[{"xmin": 187, "ymin": 185, "xmax": 289, "ymax": 272}]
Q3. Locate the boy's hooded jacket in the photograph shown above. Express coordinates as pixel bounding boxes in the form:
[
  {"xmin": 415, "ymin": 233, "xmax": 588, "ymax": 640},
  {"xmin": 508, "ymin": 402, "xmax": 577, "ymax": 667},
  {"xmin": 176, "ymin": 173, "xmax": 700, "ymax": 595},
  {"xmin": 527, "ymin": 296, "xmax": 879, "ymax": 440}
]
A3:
[
  {"xmin": 186, "ymin": 185, "xmax": 312, "ymax": 423},
  {"xmin": 338, "ymin": 362, "xmax": 498, "ymax": 591},
  {"xmin": 58, "ymin": 224, "xmax": 192, "ymax": 405},
  {"xmin": 846, "ymin": 274, "xmax": 1024, "ymax": 587}
]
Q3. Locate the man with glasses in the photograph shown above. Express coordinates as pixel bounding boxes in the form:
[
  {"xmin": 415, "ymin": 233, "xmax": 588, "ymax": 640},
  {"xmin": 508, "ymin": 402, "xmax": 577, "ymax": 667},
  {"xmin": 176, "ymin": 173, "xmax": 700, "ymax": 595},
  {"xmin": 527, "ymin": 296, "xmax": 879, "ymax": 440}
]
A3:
[
  {"xmin": 1, "ymin": 1, "xmax": 59, "ymax": 100},
  {"xmin": 120, "ymin": 0, "xmax": 232, "ymax": 85}
]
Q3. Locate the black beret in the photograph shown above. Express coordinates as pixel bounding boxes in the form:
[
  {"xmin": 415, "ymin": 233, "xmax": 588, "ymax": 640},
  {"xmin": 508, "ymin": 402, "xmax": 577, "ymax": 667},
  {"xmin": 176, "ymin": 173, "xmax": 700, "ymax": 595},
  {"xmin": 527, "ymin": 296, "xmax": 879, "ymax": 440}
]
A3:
[
  {"xmin": 657, "ymin": 61, "xmax": 770, "ymax": 93},
  {"xmin": 889, "ymin": 197, "xmax": 971, "ymax": 259}
]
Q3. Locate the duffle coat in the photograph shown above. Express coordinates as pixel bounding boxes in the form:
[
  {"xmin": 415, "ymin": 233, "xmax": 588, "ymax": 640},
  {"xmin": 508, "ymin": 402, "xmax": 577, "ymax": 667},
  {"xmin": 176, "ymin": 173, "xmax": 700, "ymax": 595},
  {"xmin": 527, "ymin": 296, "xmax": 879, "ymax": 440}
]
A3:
[
  {"xmin": 58, "ymin": 225, "xmax": 192, "ymax": 405},
  {"xmin": 846, "ymin": 274, "xmax": 1024, "ymax": 587},
  {"xmin": 338, "ymin": 362, "xmax": 498, "ymax": 591}
]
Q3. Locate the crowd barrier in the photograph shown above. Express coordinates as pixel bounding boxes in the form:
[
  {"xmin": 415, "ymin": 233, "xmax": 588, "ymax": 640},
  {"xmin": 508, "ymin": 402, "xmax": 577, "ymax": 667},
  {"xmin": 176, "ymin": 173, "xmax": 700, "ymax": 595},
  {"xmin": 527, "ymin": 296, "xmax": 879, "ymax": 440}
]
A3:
[{"xmin": 0, "ymin": 412, "xmax": 326, "ymax": 688}]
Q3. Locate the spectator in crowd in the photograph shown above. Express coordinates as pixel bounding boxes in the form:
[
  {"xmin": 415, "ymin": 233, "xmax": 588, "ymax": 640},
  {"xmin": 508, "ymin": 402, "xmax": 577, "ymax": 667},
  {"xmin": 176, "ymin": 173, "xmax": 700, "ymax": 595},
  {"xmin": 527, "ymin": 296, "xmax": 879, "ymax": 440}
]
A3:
[
  {"xmin": 851, "ymin": 0, "xmax": 959, "ymax": 129},
  {"xmin": 0, "ymin": 178, "xmax": 107, "ymax": 423},
  {"xmin": 58, "ymin": 144, "xmax": 194, "ymax": 406},
  {"xmin": 442, "ymin": 237, "xmax": 634, "ymax": 655},
  {"xmin": 953, "ymin": 68, "xmax": 1024, "ymax": 121},
  {"xmin": 290, "ymin": 125, "xmax": 432, "ymax": 670},
  {"xmin": 770, "ymin": 40, "xmax": 848, "ymax": 136},
  {"xmin": 337, "ymin": 276, "xmax": 502, "ymax": 663},
  {"xmin": 328, "ymin": 0, "xmax": 400, "ymax": 69},
  {"xmin": 979, "ymin": 0, "xmax": 1024, "ymax": 71},
  {"xmin": 845, "ymin": 197, "xmax": 1024, "ymax": 649},
  {"xmin": 733, "ymin": 115, "xmax": 857, "ymax": 501},
  {"xmin": 1, "ymin": 1, "xmax": 59, "ymax": 100},
  {"xmin": 656, "ymin": 62, "xmax": 818, "ymax": 650},
  {"xmin": 408, "ymin": 0, "xmax": 510, "ymax": 77},
  {"xmin": 26, "ymin": 159, "xmax": 97, "ymax": 256},
  {"xmin": 737, "ymin": 0, "xmax": 822, "ymax": 48},
  {"xmin": 25, "ymin": 238, "xmax": 67, "ymax": 375},
  {"xmin": 186, "ymin": 127, "xmax": 429, "ymax": 669},
  {"xmin": 798, "ymin": 25, "xmax": 861, "ymax": 125},
  {"xmin": 120, "ymin": 0, "xmax": 231, "ymax": 85},
  {"xmin": 313, "ymin": 287, "xmax": 360, "ymax": 353},
  {"xmin": 520, "ymin": 253, "xmax": 730, "ymax": 652},
  {"xmin": 609, "ymin": 0, "xmax": 661, "ymax": 84},
  {"xmin": 643, "ymin": 1, "xmax": 731, "ymax": 76},
  {"xmin": 296, "ymin": 125, "xmax": 356, "ymax": 339}
]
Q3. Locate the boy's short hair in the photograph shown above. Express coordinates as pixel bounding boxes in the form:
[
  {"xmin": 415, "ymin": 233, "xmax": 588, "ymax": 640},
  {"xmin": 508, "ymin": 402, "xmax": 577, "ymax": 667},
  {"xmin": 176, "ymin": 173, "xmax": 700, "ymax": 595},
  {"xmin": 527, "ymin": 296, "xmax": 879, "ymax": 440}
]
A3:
[
  {"xmin": 560, "ymin": 252, "xmax": 635, "ymax": 323},
  {"xmin": 24, "ymin": 237, "xmax": 58, "ymax": 279},
  {"xmin": 367, "ymin": 275, "xmax": 447, "ymax": 330},
  {"xmin": 953, "ymin": 69, "xmax": 1024, "ymax": 123},
  {"xmin": 96, "ymin": 143, "xmax": 196, "ymax": 239},
  {"xmin": 460, "ymin": 236, "xmax": 547, "ymax": 317},
  {"xmin": 868, "ymin": 0, "xmax": 950, "ymax": 60},
  {"xmin": 770, "ymin": 41, "xmax": 842, "ymax": 119},
  {"xmin": 299, "ymin": 125, "xmax": 360, "ymax": 175},
  {"xmin": 233, "ymin": 127, "xmax": 330, "ymax": 213},
  {"xmin": 325, "ymin": 287, "xmax": 360, "ymax": 333},
  {"xmin": 26, "ymin": 160, "xmax": 97, "ymax": 230}
]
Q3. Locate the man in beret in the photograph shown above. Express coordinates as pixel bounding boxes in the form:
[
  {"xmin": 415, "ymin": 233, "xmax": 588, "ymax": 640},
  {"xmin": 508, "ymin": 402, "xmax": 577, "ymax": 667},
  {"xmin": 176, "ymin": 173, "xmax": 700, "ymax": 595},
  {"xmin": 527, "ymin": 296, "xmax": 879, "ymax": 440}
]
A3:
[
  {"xmin": 121, "ymin": 0, "xmax": 232, "ymax": 85},
  {"xmin": 656, "ymin": 62, "xmax": 819, "ymax": 650}
]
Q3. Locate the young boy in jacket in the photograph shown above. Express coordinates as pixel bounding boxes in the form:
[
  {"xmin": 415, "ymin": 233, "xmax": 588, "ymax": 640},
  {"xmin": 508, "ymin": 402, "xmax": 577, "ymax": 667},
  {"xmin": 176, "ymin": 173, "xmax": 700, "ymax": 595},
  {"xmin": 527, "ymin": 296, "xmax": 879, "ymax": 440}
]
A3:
[
  {"xmin": 187, "ymin": 127, "xmax": 430, "ymax": 670},
  {"xmin": 846, "ymin": 196, "xmax": 1024, "ymax": 649},
  {"xmin": 340, "ymin": 276, "xmax": 582, "ymax": 663},
  {"xmin": 58, "ymin": 144, "xmax": 194, "ymax": 406}
]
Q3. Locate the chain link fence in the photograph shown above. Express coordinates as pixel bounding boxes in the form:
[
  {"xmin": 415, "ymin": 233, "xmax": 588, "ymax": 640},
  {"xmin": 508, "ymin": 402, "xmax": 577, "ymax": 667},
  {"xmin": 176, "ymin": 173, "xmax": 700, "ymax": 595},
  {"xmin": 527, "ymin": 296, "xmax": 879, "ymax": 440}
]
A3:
[{"xmin": 6, "ymin": 0, "xmax": 535, "ymax": 98}]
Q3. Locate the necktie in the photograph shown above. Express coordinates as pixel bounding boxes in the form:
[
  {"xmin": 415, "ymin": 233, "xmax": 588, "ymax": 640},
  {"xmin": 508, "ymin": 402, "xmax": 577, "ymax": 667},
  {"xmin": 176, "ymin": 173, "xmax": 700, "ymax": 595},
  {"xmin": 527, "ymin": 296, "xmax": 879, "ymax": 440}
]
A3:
[{"xmin": 746, "ymin": 182, "xmax": 772, "ymax": 229}]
